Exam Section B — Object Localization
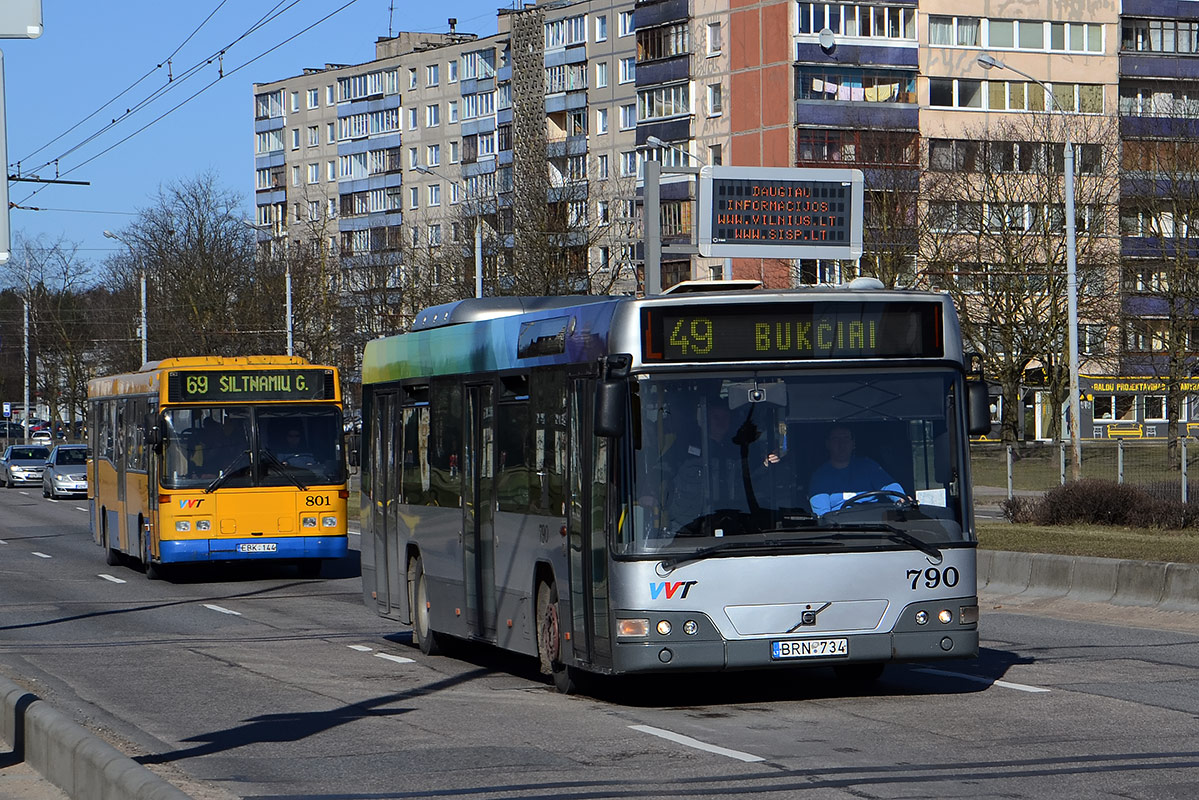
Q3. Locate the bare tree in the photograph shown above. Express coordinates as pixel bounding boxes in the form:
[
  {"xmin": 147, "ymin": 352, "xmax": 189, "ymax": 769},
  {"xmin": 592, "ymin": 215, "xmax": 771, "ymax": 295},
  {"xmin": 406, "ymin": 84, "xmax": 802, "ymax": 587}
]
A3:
[
  {"xmin": 105, "ymin": 172, "xmax": 268, "ymax": 360},
  {"xmin": 919, "ymin": 114, "xmax": 1121, "ymax": 443}
]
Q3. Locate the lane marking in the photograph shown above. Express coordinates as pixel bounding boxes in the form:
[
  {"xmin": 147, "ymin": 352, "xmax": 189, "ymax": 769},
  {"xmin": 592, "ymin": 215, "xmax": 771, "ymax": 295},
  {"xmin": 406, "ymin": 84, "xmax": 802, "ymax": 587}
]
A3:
[
  {"xmin": 76, "ymin": 507, "xmax": 88, "ymax": 512},
  {"xmin": 374, "ymin": 652, "xmax": 415, "ymax": 665},
  {"xmin": 31, "ymin": 552, "xmax": 51, "ymax": 559},
  {"xmin": 914, "ymin": 667, "xmax": 1050, "ymax": 693},
  {"xmin": 0, "ymin": 539, "xmax": 7, "ymax": 545},
  {"xmin": 98, "ymin": 574, "xmax": 127, "ymax": 584},
  {"xmin": 202, "ymin": 604, "xmax": 242, "ymax": 616},
  {"xmin": 347, "ymin": 645, "xmax": 373, "ymax": 652},
  {"xmin": 630, "ymin": 724, "xmax": 765, "ymax": 763}
]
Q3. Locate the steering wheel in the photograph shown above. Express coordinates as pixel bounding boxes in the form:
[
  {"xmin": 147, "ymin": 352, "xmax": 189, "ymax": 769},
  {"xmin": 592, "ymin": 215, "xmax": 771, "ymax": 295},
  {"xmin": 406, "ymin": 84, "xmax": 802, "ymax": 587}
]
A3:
[{"xmin": 833, "ymin": 489, "xmax": 912, "ymax": 512}]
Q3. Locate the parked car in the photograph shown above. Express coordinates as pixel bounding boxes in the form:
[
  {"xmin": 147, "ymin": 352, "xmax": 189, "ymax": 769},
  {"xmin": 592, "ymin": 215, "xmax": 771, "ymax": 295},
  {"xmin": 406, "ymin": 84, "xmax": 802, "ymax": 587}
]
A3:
[
  {"xmin": 1, "ymin": 445, "xmax": 51, "ymax": 488},
  {"xmin": 42, "ymin": 444, "xmax": 89, "ymax": 499}
]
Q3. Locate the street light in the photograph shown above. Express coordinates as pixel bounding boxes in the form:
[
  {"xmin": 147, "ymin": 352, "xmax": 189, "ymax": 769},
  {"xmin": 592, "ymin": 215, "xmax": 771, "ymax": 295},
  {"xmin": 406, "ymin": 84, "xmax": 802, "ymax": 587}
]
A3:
[
  {"xmin": 415, "ymin": 164, "xmax": 483, "ymax": 298},
  {"xmin": 243, "ymin": 220, "xmax": 293, "ymax": 356},
  {"xmin": 977, "ymin": 53, "xmax": 1081, "ymax": 479},
  {"xmin": 103, "ymin": 230, "xmax": 148, "ymax": 366}
]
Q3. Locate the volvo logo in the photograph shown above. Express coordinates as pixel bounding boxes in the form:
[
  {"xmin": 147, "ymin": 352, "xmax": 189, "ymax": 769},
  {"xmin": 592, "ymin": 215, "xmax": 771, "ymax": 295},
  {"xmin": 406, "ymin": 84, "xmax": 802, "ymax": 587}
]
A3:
[{"xmin": 786, "ymin": 602, "xmax": 831, "ymax": 633}]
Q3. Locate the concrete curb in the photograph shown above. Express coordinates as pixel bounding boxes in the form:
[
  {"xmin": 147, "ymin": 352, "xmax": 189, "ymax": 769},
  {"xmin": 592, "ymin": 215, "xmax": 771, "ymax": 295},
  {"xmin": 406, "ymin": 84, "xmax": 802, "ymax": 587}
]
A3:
[
  {"xmin": 979, "ymin": 550, "xmax": 1199, "ymax": 611},
  {"xmin": 0, "ymin": 675, "xmax": 192, "ymax": 800}
]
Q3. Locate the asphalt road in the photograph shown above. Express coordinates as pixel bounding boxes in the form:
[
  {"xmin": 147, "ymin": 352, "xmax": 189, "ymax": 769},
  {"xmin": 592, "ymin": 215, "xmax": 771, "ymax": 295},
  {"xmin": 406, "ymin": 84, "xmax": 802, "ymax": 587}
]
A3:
[{"xmin": 2, "ymin": 486, "xmax": 1199, "ymax": 799}]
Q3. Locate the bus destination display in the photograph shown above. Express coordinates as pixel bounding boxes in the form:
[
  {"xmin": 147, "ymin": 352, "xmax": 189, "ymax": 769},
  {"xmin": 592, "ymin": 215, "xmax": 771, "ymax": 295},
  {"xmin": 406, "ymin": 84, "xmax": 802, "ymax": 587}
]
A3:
[
  {"xmin": 168, "ymin": 369, "xmax": 332, "ymax": 402},
  {"xmin": 645, "ymin": 303, "xmax": 943, "ymax": 362},
  {"xmin": 697, "ymin": 166, "xmax": 864, "ymax": 260}
]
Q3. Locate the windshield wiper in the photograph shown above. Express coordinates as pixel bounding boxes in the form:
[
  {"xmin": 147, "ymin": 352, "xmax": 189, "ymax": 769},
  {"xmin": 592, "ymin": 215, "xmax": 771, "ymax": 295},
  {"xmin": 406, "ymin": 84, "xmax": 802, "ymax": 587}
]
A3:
[
  {"xmin": 659, "ymin": 539, "xmax": 800, "ymax": 571},
  {"xmin": 259, "ymin": 448, "xmax": 309, "ymax": 491},
  {"xmin": 205, "ymin": 451, "xmax": 251, "ymax": 493},
  {"xmin": 804, "ymin": 522, "xmax": 943, "ymax": 561}
]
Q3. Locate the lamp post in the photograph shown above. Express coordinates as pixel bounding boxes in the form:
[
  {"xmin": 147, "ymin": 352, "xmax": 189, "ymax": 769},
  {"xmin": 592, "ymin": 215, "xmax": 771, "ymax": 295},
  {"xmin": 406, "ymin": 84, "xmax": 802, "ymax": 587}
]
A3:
[
  {"xmin": 977, "ymin": 54, "xmax": 1081, "ymax": 479},
  {"xmin": 641, "ymin": 137, "xmax": 706, "ymax": 294},
  {"xmin": 415, "ymin": 165, "xmax": 483, "ymax": 298},
  {"xmin": 242, "ymin": 220, "xmax": 293, "ymax": 356},
  {"xmin": 103, "ymin": 230, "xmax": 148, "ymax": 366}
]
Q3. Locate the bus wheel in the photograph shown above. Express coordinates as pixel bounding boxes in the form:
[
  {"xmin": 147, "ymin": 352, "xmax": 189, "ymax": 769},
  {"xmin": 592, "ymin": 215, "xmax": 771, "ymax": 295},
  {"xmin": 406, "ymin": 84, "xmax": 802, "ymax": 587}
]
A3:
[
  {"xmin": 410, "ymin": 557, "xmax": 442, "ymax": 656},
  {"xmin": 143, "ymin": 537, "xmax": 163, "ymax": 581},
  {"xmin": 102, "ymin": 523, "xmax": 121, "ymax": 567},
  {"xmin": 536, "ymin": 581, "xmax": 578, "ymax": 694},
  {"xmin": 833, "ymin": 662, "xmax": 885, "ymax": 686}
]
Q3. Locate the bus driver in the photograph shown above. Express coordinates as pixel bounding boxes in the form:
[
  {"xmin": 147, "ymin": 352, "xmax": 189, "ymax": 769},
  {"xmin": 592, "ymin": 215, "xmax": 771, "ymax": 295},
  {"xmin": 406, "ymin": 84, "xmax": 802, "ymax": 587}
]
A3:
[{"xmin": 808, "ymin": 424, "xmax": 905, "ymax": 516}]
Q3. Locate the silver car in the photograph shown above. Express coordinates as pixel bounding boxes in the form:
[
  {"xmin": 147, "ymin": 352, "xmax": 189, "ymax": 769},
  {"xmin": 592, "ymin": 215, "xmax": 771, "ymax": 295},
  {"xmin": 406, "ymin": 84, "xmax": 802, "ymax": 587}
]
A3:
[
  {"xmin": 42, "ymin": 444, "xmax": 89, "ymax": 499},
  {"xmin": 1, "ymin": 445, "xmax": 51, "ymax": 488}
]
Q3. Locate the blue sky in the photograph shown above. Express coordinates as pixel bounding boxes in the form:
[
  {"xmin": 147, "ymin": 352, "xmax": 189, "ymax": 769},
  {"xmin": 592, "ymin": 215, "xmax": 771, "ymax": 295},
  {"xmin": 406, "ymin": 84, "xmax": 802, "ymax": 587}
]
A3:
[{"xmin": 3, "ymin": 0, "xmax": 501, "ymax": 268}]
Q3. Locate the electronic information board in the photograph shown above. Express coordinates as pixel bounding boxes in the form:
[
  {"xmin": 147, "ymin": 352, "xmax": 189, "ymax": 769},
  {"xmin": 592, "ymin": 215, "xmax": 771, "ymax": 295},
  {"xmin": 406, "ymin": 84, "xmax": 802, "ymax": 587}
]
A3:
[{"xmin": 697, "ymin": 166, "xmax": 864, "ymax": 259}]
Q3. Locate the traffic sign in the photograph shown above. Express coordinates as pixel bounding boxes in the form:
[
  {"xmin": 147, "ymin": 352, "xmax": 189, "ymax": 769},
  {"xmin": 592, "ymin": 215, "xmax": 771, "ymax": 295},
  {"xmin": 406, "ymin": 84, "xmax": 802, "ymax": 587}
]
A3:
[{"xmin": 2, "ymin": 402, "xmax": 10, "ymax": 418}]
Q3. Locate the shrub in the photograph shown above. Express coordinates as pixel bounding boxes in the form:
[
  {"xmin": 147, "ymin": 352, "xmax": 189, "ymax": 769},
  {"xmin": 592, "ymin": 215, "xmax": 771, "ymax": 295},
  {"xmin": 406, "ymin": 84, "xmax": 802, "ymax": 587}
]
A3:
[{"xmin": 998, "ymin": 479, "xmax": 1199, "ymax": 529}]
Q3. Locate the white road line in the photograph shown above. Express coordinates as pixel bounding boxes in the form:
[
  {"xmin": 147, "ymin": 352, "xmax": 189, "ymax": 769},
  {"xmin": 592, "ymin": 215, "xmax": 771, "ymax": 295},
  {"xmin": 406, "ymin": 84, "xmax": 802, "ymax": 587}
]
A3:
[
  {"xmin": 0, "ymin": 539, "xmax": 7, "ymax": 545},
  {"xmin": 46, "ymin": 498, "xmax": 59, "ymax": 503},
  {"xmin": 630, "ymin": 725, "xmax": 765, "ymax": 763},
  {"xmin": 374, "ymin": 652, "xmax": 415, "ymax": 665},
  {"xmin": 914, "ymin": 667, "xmax": 1050, "ymax": 693},
  {"xmin": 75, "ymin": 507, "xmax": 87, "ymax": 512},
  {"xmin": 347, "ymin": 645, "xmax": 373, "ymax": 652},
  {"xmin": 31, "ymin": 552, "xmax": 51, "ymax": 559},
  {"xmin": 202, "ymin": 604, "xmax": 242, "ymax": 616},
  {"xmin": 98, "ymin": 574, "xmax": 127, "ymax": 584}
]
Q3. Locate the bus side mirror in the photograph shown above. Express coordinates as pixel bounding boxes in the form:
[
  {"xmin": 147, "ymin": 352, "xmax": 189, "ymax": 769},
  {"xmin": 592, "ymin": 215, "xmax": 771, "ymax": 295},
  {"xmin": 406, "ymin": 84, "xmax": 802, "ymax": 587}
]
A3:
[
  {"xmin": 145, "ymin": 419, "xmax": 162, "ymax": 448},
  {"xmin": 967, "ymin": 381, "xmax": 991, "ymax": 436},
  {"xmin": 347, "ymin": 435, "xmax": 361, "ymax": 467},
  {"xmin": 594, "ymin": 354, "xmax": 632, "ymax": 438}
]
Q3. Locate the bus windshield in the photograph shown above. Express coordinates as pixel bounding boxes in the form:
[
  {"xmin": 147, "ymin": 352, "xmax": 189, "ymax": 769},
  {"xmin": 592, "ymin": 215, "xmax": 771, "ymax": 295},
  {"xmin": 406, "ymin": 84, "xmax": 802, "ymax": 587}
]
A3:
[
  {"xmin": 627, "ymin": 370, "xmax": 970, "ymax": 557},
  {"xmin": 161, "ymin": 406, "xmax": 345, "ymax": 490}
]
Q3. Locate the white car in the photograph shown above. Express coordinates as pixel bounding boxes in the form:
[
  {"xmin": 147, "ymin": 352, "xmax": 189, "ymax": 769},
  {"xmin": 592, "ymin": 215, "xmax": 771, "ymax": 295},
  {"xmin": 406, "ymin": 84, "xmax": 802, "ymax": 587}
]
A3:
[
  {"xmin": 43, "ymin": 444, "xmax": 89, "ymax": 499},
  {"xmin": 1, "ymin": 445, "xmax": 51, "ymax": 488}
]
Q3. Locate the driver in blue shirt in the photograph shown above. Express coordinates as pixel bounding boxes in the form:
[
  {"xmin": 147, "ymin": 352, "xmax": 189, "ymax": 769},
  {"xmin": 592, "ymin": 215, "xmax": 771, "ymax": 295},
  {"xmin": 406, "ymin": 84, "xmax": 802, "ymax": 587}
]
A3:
[{"xmin": 808, "ymin": 425, "xmax": 905, "ymax": 516}]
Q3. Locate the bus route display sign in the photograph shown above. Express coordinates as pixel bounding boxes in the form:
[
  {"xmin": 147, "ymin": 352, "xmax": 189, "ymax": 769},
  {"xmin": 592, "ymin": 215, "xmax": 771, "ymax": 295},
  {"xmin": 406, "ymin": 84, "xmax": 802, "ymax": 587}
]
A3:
[
  {"xmin": 697, "ymin": 166, "xmax": 864, "ymax": 260},
  {"xmin": 167, "ymin": 369, "xmax": 333, "ymax": 403},
  {"xmin": 643, "ymin": 302, "xmax": 943, "ymax": 362}
]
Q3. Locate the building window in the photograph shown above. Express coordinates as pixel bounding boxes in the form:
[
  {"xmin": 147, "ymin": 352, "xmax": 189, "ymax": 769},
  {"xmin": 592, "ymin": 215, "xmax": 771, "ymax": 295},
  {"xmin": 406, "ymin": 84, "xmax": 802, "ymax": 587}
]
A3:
[
  {"xmin": 448, "ymin": 60, "xmax": 458, "ymax": 82},
  {"xmin": 596, "ymin": 107, "xmax": 609, "ymax": 134},
  {"xmin": 707, "ymin": 22, "xmax": 722, "ymax": 55},
  {"xmin": 326, "ymin": 84, "xmax": 335, "ymax": 105},
  {"xmin": 290, "ymin": 91, "xmax": 299, "ymax": 112},
  {"xmin": 427, "ymin": 63, "xmax": 439, "ymax": 86},
  {"xmin": 408, "ymin": 107, "xmax": 418, "ymax": 130},
  {"xmin": 307, "ymin": 88, "xmax": 319, "ymax": 109},
  {"xmin": 307, "ymin": 126, "xmax": 319, "ymax": 147},
  {"xmin": 450, "ymin": 140, "xmax": 460, "ymax": 163},
  {"xmin": 638, "ymin": 85, "xmax": 690, "ymax": 121},
  {"xmin": 619, "ymin": 10, "xmax": 634, "ymax": 37},
  {"xmin": 408, "ymin": 147, "xmax": 419, "ymax": 169},
  {"xmin": 409, "ymin": 186, "xmax": 419, "ymax": 209},
  {"xmin": 327, "ymin": 160, "xmax": 336, "ymax": 181},
  {"xmin": 597, "ymin": 153, "xmax": 609, "ymax": 179},
  {"xmin": 409, "ymin": 67, "xmax": 418, "ymax": 89},
  {"xmin": 621, "ymin": 150, "xmax": 639, "ymax": 176},
  {"xmin": 802, "ymin": 4, "xmax": 916, "ymax": 41},
  {"xmin": 326, "ymin": 122, "xmax": 336, "ymax": 143},
  {"xmin": 448, "ymin": 100, "xmax": 459, "ymax": 123},
  {"xmin": 426, "ymin": 104, "xmax": 440, "ymax": 127},
  {"xmin": 290, "ymin": 128, "xmax": 300, "ymax": 149},
  {"xmin": 427, "ymin": 144, "xmax": 440, "ymax": 166},
  {"xmin": 620, "ymin": 103, "xmax": 636, "ymax": 129},
  {"xmin": 708, "ymin": 84, "xmax": 723, "ymax": 116},
  {"xmin": 595, "ymin": 61, "xmax": 608, "ymax": 89},
  {"xmin": 637, "ymin": 22, "xmax": 690, "ymax": 62},
  {"xmin": 291, "ymin": 165, "xmax": 300, "ymax": 186},
  {"xmin": 307, "ymin": 163, "xmax": 319, "ymax": 184},
  {"xmin": 619, "ymin": 57, "xmax": 635, "ymax": 84},
  {"xmin": 709, "ymin": 144, "xmax": 723, "ymax": 165},
  {"xmin": 797, "ymin": 67, "xmax": 917, "ymax": 103},
  {"xmin": 595, "ymin": 14, "xmax": 607, "ymax": 42},
  {"xmin": 428, "ymin": 184, "xmax": 441, "ymax": 207}
]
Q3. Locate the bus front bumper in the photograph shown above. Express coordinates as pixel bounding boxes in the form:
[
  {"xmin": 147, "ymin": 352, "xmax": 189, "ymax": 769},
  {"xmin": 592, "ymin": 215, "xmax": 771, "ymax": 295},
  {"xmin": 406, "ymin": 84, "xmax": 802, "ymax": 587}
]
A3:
[{"xmin": 158, "ymin": 536, "xmax": 348, "ymax": 563}]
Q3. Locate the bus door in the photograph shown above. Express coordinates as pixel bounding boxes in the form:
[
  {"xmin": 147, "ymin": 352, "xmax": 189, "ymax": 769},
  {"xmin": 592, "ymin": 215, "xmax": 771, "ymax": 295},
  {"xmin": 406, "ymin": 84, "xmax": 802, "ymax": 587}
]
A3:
[
  {"xmin": 463, "ymin": 382, "xmax": 497, "ymax": 639},
  {"xmin": 115, "ymin": 400, "xmax": 129, "ymax": 553},
  {"xmin": 370, "ymin": 392, "xmax": 397, "ymax": 616},
  {"xmin": 566, "ymin": 378, "xmax": 613, "ymax": 669}
]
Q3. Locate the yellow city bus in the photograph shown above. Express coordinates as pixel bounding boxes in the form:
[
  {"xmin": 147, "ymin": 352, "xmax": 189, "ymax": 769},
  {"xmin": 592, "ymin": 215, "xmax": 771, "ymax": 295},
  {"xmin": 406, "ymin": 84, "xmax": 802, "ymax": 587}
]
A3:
[{"xmin": 88, "ymin": 355, "xmax": 349, "ymax": 578}]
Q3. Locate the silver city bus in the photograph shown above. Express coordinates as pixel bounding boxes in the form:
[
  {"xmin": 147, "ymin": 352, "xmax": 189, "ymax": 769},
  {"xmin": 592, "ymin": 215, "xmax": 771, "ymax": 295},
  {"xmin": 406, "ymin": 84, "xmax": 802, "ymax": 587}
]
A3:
[{"xmin": 360, "ymin": 284, "xmax": 991, "ymax": 691}]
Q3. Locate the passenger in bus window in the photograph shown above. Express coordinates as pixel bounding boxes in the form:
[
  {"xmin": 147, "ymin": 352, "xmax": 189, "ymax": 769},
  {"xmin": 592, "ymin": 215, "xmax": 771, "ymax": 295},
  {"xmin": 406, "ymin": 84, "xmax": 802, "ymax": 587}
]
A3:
[
  {"xmin": 274, "ymin": 427, "xmax": 312, "ymax": 465},
  {"xmin": 807, "ymin": 425, "xmax": 904, "ymax": 516}
]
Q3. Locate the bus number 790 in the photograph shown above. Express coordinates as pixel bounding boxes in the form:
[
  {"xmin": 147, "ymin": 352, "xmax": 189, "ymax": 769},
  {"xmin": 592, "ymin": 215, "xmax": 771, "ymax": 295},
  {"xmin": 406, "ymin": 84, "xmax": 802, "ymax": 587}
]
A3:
[{"xmin": 907, "ymin": 567, "xmax": 959, "ymax": 590}]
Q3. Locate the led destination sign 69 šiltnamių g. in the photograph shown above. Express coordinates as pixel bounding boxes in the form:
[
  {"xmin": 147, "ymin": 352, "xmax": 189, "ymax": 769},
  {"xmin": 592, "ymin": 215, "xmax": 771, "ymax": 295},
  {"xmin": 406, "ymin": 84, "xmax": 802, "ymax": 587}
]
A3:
[
  {"xmin": 644, "ymin": 303, "xmax": 944, "ymax": 362},
  {"xmin": 168, "ymin": 369, "xmax": 332, "ymax": 402}
]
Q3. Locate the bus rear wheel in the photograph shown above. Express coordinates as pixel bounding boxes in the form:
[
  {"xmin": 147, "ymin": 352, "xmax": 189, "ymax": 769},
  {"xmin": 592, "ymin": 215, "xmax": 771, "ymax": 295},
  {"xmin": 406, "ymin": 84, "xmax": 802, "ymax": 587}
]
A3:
[
  {"xmin": 102, "ymin": 521, "xmax": 121, "ymax": 567},
  {"xmin": 536, "ymin": 581, "xmax": 579, "ymax": 694},
  {"xmin": 410, "ymin": 556, "xmax": 442, "ymax": 656}
]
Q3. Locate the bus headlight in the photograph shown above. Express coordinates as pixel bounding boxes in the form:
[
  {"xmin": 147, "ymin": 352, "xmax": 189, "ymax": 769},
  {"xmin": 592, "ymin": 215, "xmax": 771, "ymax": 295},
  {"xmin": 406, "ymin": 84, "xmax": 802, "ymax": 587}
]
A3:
[
  {"xmin": 915, "ymin": 611, "xmax": 929, "ymax": 625},
  {"xmin": 196, "ymin": 520, "xmax": 212, "ymax": 531},
  {"xmin": 656, "ymin": 620, "xmax": 672, "ymax": 636},
  {"xmin": 938, "ymin": 609, "xmax": 954, "ymax": 624},
  {"xmin": 617, "ymin": 619, "xmax": 649, "ymax": 638},
  {"xmin": 301, "ymin": 516, "xmax": 318, "ymax": 528},
  {"xmin": 683, "ymin": 620, "xmax": 699, "ymax": 636},
  {"xmin": 321, "ymin": 516, "xmax": 338, "ymax": 528},
  {"xmin": 175, "ymin": 520, "xmax": 191, "ymax": 532}
]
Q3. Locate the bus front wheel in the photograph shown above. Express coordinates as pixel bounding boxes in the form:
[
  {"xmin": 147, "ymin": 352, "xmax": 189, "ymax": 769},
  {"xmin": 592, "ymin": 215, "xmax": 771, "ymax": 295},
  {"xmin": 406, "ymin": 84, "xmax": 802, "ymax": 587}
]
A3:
[
  {"xmin": 536, "ymin": 581, "xmax": 578, "ymax": 694},
  {"xmin": 410, "ymin": 556, "xmax": 442, "ymax": 656}
]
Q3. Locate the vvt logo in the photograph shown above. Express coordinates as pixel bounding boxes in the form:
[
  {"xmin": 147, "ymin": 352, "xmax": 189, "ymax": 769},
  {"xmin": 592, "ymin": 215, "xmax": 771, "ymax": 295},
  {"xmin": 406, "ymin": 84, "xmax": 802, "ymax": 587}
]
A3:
[
  {"xmin": 649, "ymin": 580, "xmax": 697, "ymax": 600},
  {"xmin": 179, "ymin": 498, "xmax": 205, "ymax": 509}
]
